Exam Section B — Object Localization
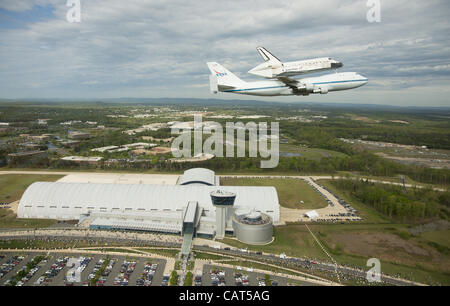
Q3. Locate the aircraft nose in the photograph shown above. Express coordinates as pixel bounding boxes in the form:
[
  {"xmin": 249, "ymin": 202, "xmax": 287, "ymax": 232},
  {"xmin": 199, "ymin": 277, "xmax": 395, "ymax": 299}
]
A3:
[
  {"xmin": 358, "ymin": 74, "xmax": 369, "ymax": 85},
  {"xmin": 331, "ymin": 61, "xmax": 343, "ymax": 69}
]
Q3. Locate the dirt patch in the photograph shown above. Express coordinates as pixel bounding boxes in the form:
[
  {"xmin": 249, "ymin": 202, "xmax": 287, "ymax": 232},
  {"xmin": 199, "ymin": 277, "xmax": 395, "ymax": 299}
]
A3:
[
  {"xmin": 351, "ymin": 116, "xmax": 380, "ymax": 123},
  {"xmin": 408, "ymin": 220, "xmax": 450, "ymax": 236},
  {"xmin": 5, "ymin": 200, "xmax": 19, "ymax": 214},
  {"xmin": 376, "ymin": 152, "xmax": 450, "ymax": 169},
  {"xmin": 329, "ymin": 232, "xmax": 434, "ymax": 264},
  {"xmin": 328, "ymin": 232, "xmax": 450, "ymax": 272},
  {"xmin": 389, "ymin": 120, "xmax": 409, "ymax": 124}
]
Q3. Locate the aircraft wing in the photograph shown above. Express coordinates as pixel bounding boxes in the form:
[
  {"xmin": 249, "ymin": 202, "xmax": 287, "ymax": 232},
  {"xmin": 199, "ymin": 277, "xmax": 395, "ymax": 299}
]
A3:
[
  {"xmin": 277, "ymin": 77, "xmax": 315, "ymax": 95},
  {"xmin": 276, "ymin": 76, "xmax": 298, "ymax": 86}
]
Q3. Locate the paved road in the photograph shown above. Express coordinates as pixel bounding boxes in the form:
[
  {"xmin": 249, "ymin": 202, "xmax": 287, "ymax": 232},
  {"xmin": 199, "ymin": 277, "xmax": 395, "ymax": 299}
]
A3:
[
  {"xmin": 192, "ymin": 245, "xmax": 422, "ymax": 286},
  {"xmin": 221, "ymin": 174, "xmax": 446, "ymax": 192},
  {"xmin": 0, "ymin": 231, "xmax": 424, "ymax": 286},
  {"xmin": 25, "ymin": 255, "xmax": 52, "ymax": 286},
  {"xmin": 79, "ymin": 254, "xmax": 100, "ymax": 285},
  {"xmin": 144, "ymin": 258, "xmax": 166, "ymax": 287},
  {"xmin": 202, "ymin": 264, "xmax": 318, "ymax": 286},
  {"xmin": 0, "ymin": 170, "xmax": 444, "ymax": 191},
  {"xmin": 128, "ymin": 258, "xmax": 144, "ymax": 286},
  {"xmin": 104, "ymin": 256, "xmax": 123, "ymax": 286},
  {"xmin": 48, "ymin": 255, "xmax": 70, "ymax": 286}
]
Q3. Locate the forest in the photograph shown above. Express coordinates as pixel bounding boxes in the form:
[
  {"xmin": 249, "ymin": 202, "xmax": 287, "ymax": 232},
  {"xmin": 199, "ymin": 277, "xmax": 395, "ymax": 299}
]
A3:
[
  {"xmin": 329, "ymin": 178, "xmax": 449, "ymax": 221},
  {"xmin": 1, "ymin": 102, "xmax": 449, "ymax": 186}
]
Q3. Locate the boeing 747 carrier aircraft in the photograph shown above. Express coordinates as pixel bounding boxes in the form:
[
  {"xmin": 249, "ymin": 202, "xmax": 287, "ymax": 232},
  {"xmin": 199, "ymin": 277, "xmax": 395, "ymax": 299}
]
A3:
[{"xmin": 207, "ymin": 62, "xmax": 368, "ymax": 97}]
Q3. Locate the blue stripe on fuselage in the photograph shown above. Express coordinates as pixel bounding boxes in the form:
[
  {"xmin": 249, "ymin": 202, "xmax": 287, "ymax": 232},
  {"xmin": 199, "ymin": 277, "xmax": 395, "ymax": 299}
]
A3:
[
  {"xmin": 311, "ymin": 79, "xmax": 368, "ymax": 85},
  {"xmin": 223, "ymin": 79, "xmax": 368, "ymax": 92},
  {"xmin": 223, "ymin": 85, "xmax": 286, "ymax": 92}
]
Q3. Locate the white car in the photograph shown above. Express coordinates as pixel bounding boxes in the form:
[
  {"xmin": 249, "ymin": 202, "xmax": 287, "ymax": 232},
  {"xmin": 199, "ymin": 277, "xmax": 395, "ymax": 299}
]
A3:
[{"xmin": 35, "ymin": 276, "xmax": 45, "ymax": 285}]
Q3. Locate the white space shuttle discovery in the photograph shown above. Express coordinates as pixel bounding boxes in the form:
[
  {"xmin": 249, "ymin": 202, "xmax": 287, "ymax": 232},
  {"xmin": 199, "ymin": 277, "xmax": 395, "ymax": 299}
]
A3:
[
  {"xmin": 248, "ymin": 47, "xmax": 343, "ymax": 79},
  {"xmin": 207, "ymin": 62, "xmax": 368, "ymax": 97}
]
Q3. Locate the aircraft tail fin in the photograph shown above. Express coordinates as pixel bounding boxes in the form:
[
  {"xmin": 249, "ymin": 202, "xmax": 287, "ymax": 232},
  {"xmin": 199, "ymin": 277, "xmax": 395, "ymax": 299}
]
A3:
[{"xmin": 207, "ymin": 62, "xmax": 247, "ymax": 93}]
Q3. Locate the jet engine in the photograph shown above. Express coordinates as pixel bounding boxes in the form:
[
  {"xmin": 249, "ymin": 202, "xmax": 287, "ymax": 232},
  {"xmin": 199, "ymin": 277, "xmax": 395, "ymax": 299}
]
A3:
[
  {"xmin": 305, "ymin": 83, "xmax": 314, "ymax": 92},
  {"xmin": 291, "ymin": 83, "xmax": 314, "ymax": 95},
  {"xmin": 314, "ymin": 85, "xmax": 329, "ymax": 94}
]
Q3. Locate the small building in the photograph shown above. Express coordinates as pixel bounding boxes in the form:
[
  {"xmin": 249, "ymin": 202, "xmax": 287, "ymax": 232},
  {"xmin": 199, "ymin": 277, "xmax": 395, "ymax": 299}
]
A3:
[
  {"xmin": 122, "ymin": 143, "xmax": 156, "ymax": 149},
  {"xmin": 68, "ymin": 131, "xmax": 90, "ymax": 140},
  {"xmin": 20, "ymin": 142, "xmax": 47, "ymax": 150},
  {"xmin": 141, "ymin": 136, "xmax": 174, "ymax": 143},
  {"xmin": 59, "ymin": 140, "xmax": 81, "ymax": 148},
  {"xmin": 305, "ymin": 210, "xmax": 319, "ymax": 220},
  {"xmin": 169, "ymin": 153, "xmax": 215, "ymax": 163},
  {"xmin": 30, "ymin": 135, "xmax": 50, "ymax": 142},
  {"xmin": 61, "ymin": 156, "xmax": 103, "ymax": 165},
  {"xmin": 131, "ymin": 147, "xmax": 172, "ymax": 156},
  {"xmin": 37, "ymin": 119, "xmax": 50, "ymax": 125},
  {"xmin": 7, "ymin": 150, "xmax": 47, "ymax": 164},
  {"xmin": 232, "ymin": 210, "xmax": 273, "ymax": 245},
  {"xmin": 91, "ymin": 145, "xmax": 119, "ymax": 153}
]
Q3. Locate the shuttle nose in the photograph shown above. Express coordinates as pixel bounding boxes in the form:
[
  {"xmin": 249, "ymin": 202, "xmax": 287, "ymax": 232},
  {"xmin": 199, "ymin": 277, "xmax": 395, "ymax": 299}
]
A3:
[{"xmin": 331, "ymin": 61, "xmax": 343, "ymax": 69}]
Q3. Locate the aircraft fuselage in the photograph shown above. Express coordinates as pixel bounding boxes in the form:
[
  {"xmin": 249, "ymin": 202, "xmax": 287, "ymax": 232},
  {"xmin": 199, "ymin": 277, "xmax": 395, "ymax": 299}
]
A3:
[{"xmin": 222, "ymin": 72, "xmax": 368, "ymax": 96}]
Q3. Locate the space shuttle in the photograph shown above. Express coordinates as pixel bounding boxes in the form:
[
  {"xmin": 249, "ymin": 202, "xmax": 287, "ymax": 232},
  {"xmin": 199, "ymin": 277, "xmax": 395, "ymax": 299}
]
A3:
[{"xmin": 248, "ymin": 47, "xmax": 343, "ymax": 79}]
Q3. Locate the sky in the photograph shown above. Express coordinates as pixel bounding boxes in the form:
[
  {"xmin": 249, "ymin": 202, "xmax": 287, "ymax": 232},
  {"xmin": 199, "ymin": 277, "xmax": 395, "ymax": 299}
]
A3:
[{"xmin": 0, "ymin": 0, "xmax": 449, "ymax": 106}]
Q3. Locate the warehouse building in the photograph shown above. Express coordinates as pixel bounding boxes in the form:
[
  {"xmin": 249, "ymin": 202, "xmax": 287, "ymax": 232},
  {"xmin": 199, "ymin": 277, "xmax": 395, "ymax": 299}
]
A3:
[{"xmin": 17, "ymin": 168, "xmax": 278, "ymax": 245}]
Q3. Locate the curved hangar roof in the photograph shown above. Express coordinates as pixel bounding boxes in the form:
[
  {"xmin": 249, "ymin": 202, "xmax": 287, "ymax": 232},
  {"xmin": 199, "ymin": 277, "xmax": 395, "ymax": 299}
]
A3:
[
  {"xmin": 18, "ymin": 182, "xmax": 279, "ymax": 222},
  {"xmin": 178, "ymin": 168, "xmax": 217, "ymax": 186}
]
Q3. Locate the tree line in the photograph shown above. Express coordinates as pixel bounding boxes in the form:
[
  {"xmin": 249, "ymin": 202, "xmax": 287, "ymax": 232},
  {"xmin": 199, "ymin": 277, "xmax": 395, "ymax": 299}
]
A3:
[{"xmin": 330, "ymin": 179, "xmax": 449, "ymax": 221}]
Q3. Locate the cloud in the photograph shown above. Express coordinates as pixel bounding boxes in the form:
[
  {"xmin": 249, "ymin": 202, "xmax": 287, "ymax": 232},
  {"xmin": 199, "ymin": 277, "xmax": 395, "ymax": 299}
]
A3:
[
  {"xmin": 0, "ymin": 0, "xmax": 449, "ymax": 106},
  {"xmin": 0, "ymin": 0, "xmax": 35, "ymax": 12}
]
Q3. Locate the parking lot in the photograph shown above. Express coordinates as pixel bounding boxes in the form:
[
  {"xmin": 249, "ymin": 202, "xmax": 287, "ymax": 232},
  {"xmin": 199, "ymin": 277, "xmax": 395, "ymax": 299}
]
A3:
[
  {"xmin": 201, "ymin": 264, "xmax": 314, "ymax": 286},
  {"xmin": 0, "ymin": 252, "xmax": 166, "ymax": 286}
]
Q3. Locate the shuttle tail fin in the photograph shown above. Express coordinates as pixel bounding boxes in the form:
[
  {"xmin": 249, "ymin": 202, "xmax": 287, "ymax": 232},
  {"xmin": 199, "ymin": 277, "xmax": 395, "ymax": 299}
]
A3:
[
  {"xmin": 256, "ymin": 47, "xmax": 282, "ymax": 65},
  {"xmin": 207, "ymin": 62, "xmax": 247, "ymax": 93}
]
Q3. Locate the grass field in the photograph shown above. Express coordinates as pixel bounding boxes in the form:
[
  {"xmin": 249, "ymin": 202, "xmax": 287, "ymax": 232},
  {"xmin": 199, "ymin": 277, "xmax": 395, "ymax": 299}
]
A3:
[
  {"xmin": 87, "ymin": 248, "xmax": 144, "ymax": 254},
  {"xmin": 0, "ymin": 174, "xmax": 64, "ymax": 203},
  {"xmin": 0, "ymin": 174, "xmax": 63, "ymax": 228},
  {"xmin": 220, "ymin": 177, "xmax": 328, "ymax": 209},
  {"xmin": 0, "ymin": 239, "xmax": 94, "ymax": 249},
  {"xmin": 220, "ymin": 177, "xmax": 450, "ymax": 284},
  {"xmin": 193, "ymin": 251, "xmax": 229, "ymax": 260},
  {"xmin": 137, "ymin": 248, "xmax": 180, "ymax": 257},
  {"xmin": 0, "ymin": 209, "xmax": 57, "ymax": 228},
  {"xmin": 223, "ymin": 223, "xmax": 450, "ymax": 285},
  {"xmin": 216, "ymin": 176, "xmax": 447, "ymax": 284},
  {"xmin": 420, "ymin": 230, "xmax": 450, "ymax": 247}
]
